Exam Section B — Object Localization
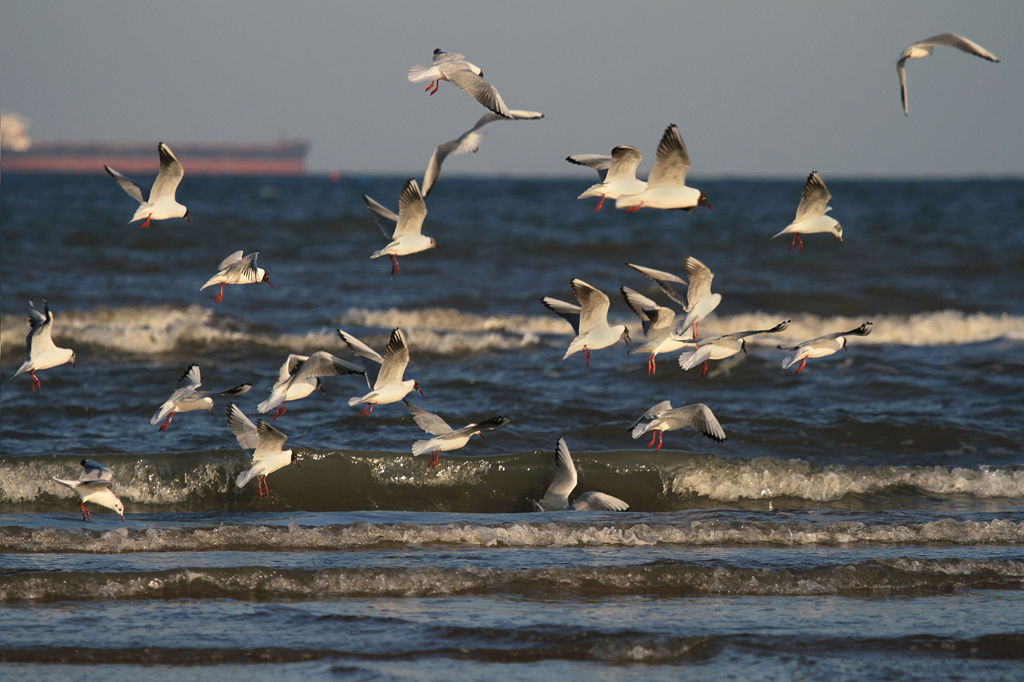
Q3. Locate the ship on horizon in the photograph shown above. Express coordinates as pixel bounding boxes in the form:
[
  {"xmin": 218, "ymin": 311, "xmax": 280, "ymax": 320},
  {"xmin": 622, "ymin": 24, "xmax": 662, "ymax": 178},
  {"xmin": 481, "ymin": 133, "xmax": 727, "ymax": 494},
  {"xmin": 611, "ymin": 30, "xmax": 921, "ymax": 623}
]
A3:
[{"xmin": 1, "ymin": 113, "xmax": 309, "ymax": 175}]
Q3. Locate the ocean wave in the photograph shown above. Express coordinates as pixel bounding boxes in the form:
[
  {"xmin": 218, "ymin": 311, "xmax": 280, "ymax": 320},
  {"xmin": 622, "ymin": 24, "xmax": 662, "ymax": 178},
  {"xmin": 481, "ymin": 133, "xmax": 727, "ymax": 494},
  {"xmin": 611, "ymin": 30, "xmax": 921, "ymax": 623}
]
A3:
[
  {"xmin": 3, "ymin": 305, "xmax": 1022, "ymax": 359},
  {"xmin": 2, "ymin": 519, "xmax": 1021, "ymax": 554},
  {"xmin": 2, "ymin": 558, "xmax": 1021, "ymax": 603},
  {"xmin": 3, "ymin": 451, "xmax": 1022, "ymax": 512}
]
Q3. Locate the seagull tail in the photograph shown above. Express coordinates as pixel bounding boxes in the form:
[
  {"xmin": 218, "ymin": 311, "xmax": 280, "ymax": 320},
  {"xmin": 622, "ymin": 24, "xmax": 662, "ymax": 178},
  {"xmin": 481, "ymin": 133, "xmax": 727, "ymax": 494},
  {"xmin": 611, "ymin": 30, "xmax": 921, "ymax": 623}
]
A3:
[
  {"xmin": 11, "ymin": 361, "xmax": 32, "ymax": 379},
  {"xmin": 407, "ymin": 64, "xmax": 434, "ymax": 83},
  {"xmin": 235, "ymin": 467, "xmax": 256, "ymax": 489}
]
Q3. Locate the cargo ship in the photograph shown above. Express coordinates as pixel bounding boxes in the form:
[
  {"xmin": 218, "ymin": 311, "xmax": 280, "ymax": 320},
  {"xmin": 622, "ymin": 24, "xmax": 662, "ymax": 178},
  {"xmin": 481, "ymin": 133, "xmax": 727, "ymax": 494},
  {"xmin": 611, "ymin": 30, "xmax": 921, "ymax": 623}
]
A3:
[{"xmin": 1, "ymin": 113, "xmax": 309, "ymax": 175}]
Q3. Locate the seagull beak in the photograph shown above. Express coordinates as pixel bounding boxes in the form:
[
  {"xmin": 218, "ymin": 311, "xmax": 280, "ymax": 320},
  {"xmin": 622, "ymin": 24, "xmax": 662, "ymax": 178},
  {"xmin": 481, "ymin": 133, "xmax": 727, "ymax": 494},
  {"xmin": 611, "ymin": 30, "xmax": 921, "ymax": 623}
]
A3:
[
  {"xmin": 119, "ymin": 513, "xmax": 125, "ymax": 522},
  {"xmin": 184, "ymin": 211, "xmax": 191, "ymax": 223},
  {"xmin": 265, "ymin": 276, "xmax": 274, "ymax": 288},
  {"xmin": 294, "ymin": 460, "xmax": 302, "ymax": 469},
  {"xmin": 837, "ymin": 234, "xmax": 844, "ymax": 243}
]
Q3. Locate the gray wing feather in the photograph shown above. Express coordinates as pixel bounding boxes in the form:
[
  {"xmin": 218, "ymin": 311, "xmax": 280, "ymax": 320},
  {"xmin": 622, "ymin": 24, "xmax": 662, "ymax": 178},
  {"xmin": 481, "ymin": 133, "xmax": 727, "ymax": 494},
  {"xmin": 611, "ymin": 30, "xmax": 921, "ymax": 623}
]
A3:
[
  {"xmin": 541, "ymin": 297, "xmax": 581, "ymax": 336},
  {"xmin": 227, "ymin": 403, "xmax": 261, "ymax": 450},
  {"xmin": 626, "ymin": 263, "xmax": 688, "ymax": 309},
  {"xmin": 794, "ymin": 172, "xmax": 831, "ymax": 220},
  {"xmin": 406, "ymin": 400, "xmax": 453, "ymax": 436},
  {"xmin": 79, "ymin": 459, "xmax": 114, "ymax": 482},
  {"xmin": 393, "ymin": 179, "xmax": 427, "ymax": 238},
  {"xmin": 149, "ymin": 142, "xmax": 184, "ymax": 202},
  {"xmin": 445, "ymin": 69, "xmax": 512, "ymax": 118},
  {"xmin": 376, "ymin": 328, "xmax": 410, "ymax": 386},
  {"xmin": 544, "ymin": 438, "xmax": 577, "ymax": 500},
  {"xmin": 362, "ymin": 194, "xmax": 399, "ymax": 238},
  {"xmin": 647, "ymin": 124, "xmax": 691, "ymax": 188},
  {"xmin": 105, "ymin": 165, "xmax": 147, "ymax": 203},
  {"xmin": 571, "ymin": 279, "xmax": 611, "ymax": 334},
  {"xmin": 573, "ymin": 491, "xmax": 629, "ymax": 511},
  {"xmin": 683, "ymin": 257, "xmax": 714, "ymax": 307}
]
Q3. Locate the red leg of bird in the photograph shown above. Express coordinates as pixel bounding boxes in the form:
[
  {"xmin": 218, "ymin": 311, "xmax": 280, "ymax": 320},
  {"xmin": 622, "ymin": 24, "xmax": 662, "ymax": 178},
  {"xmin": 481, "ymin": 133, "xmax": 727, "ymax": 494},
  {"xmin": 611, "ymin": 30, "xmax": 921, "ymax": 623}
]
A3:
[
  {"xmin": 795, "ymin": 357, "xmax": 808, "ymax": 375},
  {"xmin": 358, "ymin": 403, "xmax": 376, "ymax": 417},
  {"xmin": 797, "ymin": 234, "xmax": 804, "ymax": 252},
  {"xmin": 656, "ymin": 431, "xmax": 664, "ymax": 450},
  {"xmin": 428, "ymin": 452, "xmax": 440, "ymax": 469},
  {"xmin": 693, "ymin": 321, "xmax": 700, "ymax": 338},
  {"xmin": 626, "ymin": 203, "xmax": 644, "ymax": 213},
  {"xmin": 390, "ymin": 254, "xmax": 400, "ymax": 275},
  {"xmin": 158, "ymin": 411, "xmax": 176, "ymax": 431},
  {"xmin": 215, "ymin": 283, "xmax": 225, "ymax": 304},
  {"xmin": 787, "ymin": 233, "xmax": 799, "ymax": 252},
  {"xmin": 648, "ymin": 355, "xmax": 657, "ymax": 376},
  {"xmin": 701, "ymin": 361, "xmax": 709, "ymax": 378},
  {"xmin": 80, "ymin": 502, "xmax": 91, "ymax": 521},
  {"xmin": 584, "ymin": 347, "xmax": 591, "ymax": 367},
  {"xmin": 647, "ymin": 433, "xmax": 657, "ymax": 448},
  {"xmin": 424, "ymin": 80, "xmax": 436, "ymax": 92},
  {"xmin": 30, "ymin": 370, "xmax": 41, "ymax": 392},
  {"xmin": 280, "ymin": 402, "xmax": 287, "ymax": 417},
  {"xmin": 140, "ymin": 215, "xmax": 152, "ymax": 229},
  {"xmin": 264, "ymin": 476, "xmax": 272, "ymax": 498},
  {"xmin": 430, "ymin": 80, "xmax": 440, "ymax": 95},
  {"xmin": 594, "ymin": 195, "xmax": 606, "ymax": 212}
]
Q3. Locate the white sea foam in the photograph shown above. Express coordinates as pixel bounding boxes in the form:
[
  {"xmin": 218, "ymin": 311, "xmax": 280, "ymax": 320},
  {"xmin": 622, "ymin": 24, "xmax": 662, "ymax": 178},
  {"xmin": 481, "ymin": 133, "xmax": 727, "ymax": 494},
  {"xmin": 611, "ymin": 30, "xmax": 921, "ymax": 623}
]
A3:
[
  {"xmin": 2, "ymin": 305, "xmax": 1021, "ymax": 359},
  {"xmin": 667, "ymin": 458, "xmax": 1024, "ymax": 502}
]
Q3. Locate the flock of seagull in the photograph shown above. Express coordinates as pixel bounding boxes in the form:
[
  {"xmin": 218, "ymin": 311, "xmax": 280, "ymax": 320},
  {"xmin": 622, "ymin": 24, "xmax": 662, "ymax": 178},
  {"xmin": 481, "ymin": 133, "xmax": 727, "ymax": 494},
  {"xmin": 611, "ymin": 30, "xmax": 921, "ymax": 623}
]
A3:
[{"xmin": 12, "ymin": 36, "xmax": 1001, "ymax": 519}]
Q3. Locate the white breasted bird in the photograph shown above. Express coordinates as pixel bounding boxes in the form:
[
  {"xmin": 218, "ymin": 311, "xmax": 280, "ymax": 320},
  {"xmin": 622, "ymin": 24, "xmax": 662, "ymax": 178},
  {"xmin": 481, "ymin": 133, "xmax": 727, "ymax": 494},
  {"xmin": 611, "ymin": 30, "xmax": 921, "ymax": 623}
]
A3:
[{"xmin": 51, "ymin": 459, "xmax": 125, "ymax": 521}]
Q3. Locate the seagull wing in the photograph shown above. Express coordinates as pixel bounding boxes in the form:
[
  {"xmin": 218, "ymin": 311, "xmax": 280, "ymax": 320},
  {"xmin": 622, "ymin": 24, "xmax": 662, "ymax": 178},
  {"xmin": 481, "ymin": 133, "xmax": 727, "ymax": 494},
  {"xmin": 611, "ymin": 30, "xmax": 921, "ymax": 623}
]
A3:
[
  {"xmin": 393, "ymin": 179, "xmax": 428, "ymax": 238},
  {"xmin": 216, "ymin": 250, "xmax": 246, "ymax": 271},
  {"xmin": 572, "ymin": 491, "xmax": 630, "ymax": 511},
  {"xmin": 566, "ymin": 154, "xmax": 612, "ymax": 181},
  {"xmin": 605, "ymin": 145, "xmax": 644, "ymax": 182},
  {"xmin": 897, "ymin": 58, "xmax": 911, "ymax": 116},
  {"xmin": 919, "ymin": 32, "xmax": 1000, "ymax": 61},
  {"xmin": 251, "ymin": 420, "xmax": 289, "ymax": 464},
  {"xmin": 629, "ymin": 400, "xmax": 673, "ymax": 435},
  {"xmin": 104, "ymin": 165, "xmax": 148, "ymax": 204},
  {"xmin": 667, "ymin": 403, "xmax": 727, "ymax": 442},
  {"xmin": 149, "ymin": 142, "xmax": 185, "ymax": 203},
  {"xmin": 445, "ymin": 68, "xmax": 512, "ymax": 118},
  {"xmin": 422, "ymin": 130, "xmax": 485, "ymax": 198},
  {"xmin": 646, "ymin": 124, "xmax": 691, "ymax": 188},
  {"xmin": 571, "ymin": 279, "xmax": 612, "ymax": 334},
  {"xmin": 541, "ymin": 297, "xmax": 581, "ymax": 336},
  {"xmin": 292, "ymin": 351, "xmax": 365, "ymax": 384},
  {"xmin": 794, "ymin": 171, "xmax": 832, "ymax": 221},
  {"xmin": 544, "ymin": 438, "xmax": 578, "ymax": 500},
  {"xmin": 362, "ymin": 193, "xmax": 399, "ymax": 238},
  {"xmin": 406, "ymin": 400, "xmax": 453, "ymax": 436},
  {"xmin": 25, "ymin": 300, "xmax": 57, "ymax": 357},
  {"xmin": 683, "ymin": 257, "xmax": 715, "ymax": 309},
  {"xmin": 79, "ymin": 459, "xmax": 114, "ymax": 482},
  {"xmin": 227, "ymin": 403, "xmax": 261, "ymax": 450},
  {"xmin": 375, "ymin": 328, "xmax": 411, "ymax": 387},
  {"xmin": 626, "ymin": 263, "xmax": 688, "ymax": 309}
]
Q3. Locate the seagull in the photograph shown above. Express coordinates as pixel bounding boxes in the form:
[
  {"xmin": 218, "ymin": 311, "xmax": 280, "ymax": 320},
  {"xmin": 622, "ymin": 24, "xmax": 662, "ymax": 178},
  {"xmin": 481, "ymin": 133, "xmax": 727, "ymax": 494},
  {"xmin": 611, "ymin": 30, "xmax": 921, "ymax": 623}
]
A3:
[
  {"xmin": 423, "ymin": 109, "xmax": 544, "ymax": 197},
  {"xmin": 105, "ymin": 142, "xmax": 189, "ymax": 228},
  {"xmin": 627, "ymin": 258, "xmax": 721, "ymax": 338},
  {"xmin": 779, "ymin": 322, "xmax": 873, "ymax": 374},
  {"xmin": 676, "ymin": 320, "xmax": 792, "ymax": 377},
  {"xmin": 629, "ymin": 400, "xmax": 726, "ymax": 450},
  {"xmin": 11, "ymin": 300, "xmax": 75, "ymax": 391},
  {"xmin": 771, "ymin": 171, "xmax": 842, "ymax": 252},
  {"xmin": 337, "ymin": 327, "xmax": 423, "ymax": 416},
  {"xmin": 620, "ymin": 286, "xmax": 694, "ymax": 375},
  {"xmin": 408, "ymin": 48, "xmax": 513, "ymax": 118},
  {"xmin": 256, "ymin": 351, "xmax": 364, "ymax": 419},
  {"xmin": 362, "ymin": 178, "xmax": 437, "ymax": 275},
  {"xmin": 567, "ymin": 145, "xmax": 647, "ymax": 212},
  {"xmin": 51, "ymin": 459, "xmax": 124, "ymax": 521},
  {"xmin": 615, "ymin": 124, "xmax": 712, "ymax": 213},
  {"xmin": 534, "ymin": 438, "xmax": 629, "ymax": 512},
  {"xmin": 199, "ymin": 251, "xmax": 273, "ymax": 304},
  {"xmin": 151, "ymin": 363, "xmax": 252, "ymax": 431},
  {"xmin": 542, "ymin": 279, "xmax": 630, "ymax": 366},
  {"xmin": 405, "ymin": 400, "xmax": 510, "ymax": 469},
  {"xmin": 897, "ymin": 33, "xmax": 1000, "ymax": 116},
  {"xmin": 226, "ymin": 403, "xmax": 298, "ymax": 498}
]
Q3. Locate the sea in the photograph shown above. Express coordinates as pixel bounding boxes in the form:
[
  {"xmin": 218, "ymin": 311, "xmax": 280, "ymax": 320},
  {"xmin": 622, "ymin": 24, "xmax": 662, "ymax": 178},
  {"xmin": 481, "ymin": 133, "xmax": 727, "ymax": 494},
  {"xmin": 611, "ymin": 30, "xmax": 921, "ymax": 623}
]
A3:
[{"xmin": 1, "ymin": 172, "xmax": 1022, "ymax": 680}]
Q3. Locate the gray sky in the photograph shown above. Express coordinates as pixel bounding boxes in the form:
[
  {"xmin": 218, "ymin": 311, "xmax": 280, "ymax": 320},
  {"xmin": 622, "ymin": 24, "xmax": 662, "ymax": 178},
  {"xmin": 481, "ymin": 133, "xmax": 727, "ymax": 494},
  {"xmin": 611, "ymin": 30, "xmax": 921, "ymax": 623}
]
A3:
[{"xmin": 2, "ymin": 0, "xmax": 1021, "ymax": 177}]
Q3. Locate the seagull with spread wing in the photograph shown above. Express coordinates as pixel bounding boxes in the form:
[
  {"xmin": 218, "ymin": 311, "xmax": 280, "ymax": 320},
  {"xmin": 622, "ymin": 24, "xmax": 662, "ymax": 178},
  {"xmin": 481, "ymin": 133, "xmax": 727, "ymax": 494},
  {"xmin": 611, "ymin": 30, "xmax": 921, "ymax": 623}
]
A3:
[
  {"xmin": 534, "ymin": 439, "xmax": 629, "ymax": 512},
  {"xmin": 779, "ymin": 322, "xmax": 873, "ymax": 375},
  {"xmin": 567, "ymin": 145, "xmax": 647, "ymax": 212},
  {"xmin": 336, "ymin": 328, "xmax": 423, "ymax": 416},
  {"xmin": 226, "ymin": 404, "xmax": 298, "ymax": 498},
  {"xmin": 408, "ymin": 48, "xmax": 513, "ymax": 118},
  {"xmin": 362, "ymin": 179, "xmax": 438, "ymax": 275},
  {"xmin": 897, "ymin": 33, "xmax": 999, "ymax": 116},
  {"xmin": 771, "ymin": 171, "xmax": 843, "ymax": 252},
  {"xmin": 615, "ymin": 124, "xmax": 712, "ymax": 213},
  {"xmin": 542, "ymin": 279, "xmax": 630, "ymax": 366},
  {"xmin": 11, "ymin": 300, "xmax": 76, "ymax": 391},
  {"xmin": 150, "ymin": 364, "xmax": 252, "ymax": 431},
  {"xmin": 629, "ymin": 401, "xmax": 726, "ymax": 450},
  {"xmin": 200, "ymin": 251, "xmax": 273, "ymax": 303},
  {"xmin": 104, "ymin": 142, "xmax": 189, "ymax": 228},
  {"xmin": 256, "ymin": 352, "xmax": 365, "ymax": 419},
  {"xmin": 51, "ymin": 459, "xmax": 124, "ymax": 521},
  {"xmin": 405, "ymin": 400, "xmax": 510, "ymax": 469}
]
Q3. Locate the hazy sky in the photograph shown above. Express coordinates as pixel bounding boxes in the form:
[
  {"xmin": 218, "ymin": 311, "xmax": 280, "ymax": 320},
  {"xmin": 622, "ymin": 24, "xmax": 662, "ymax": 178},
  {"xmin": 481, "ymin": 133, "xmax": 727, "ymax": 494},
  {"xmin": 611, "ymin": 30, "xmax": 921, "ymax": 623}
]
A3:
[{"xmin": 2, "ymin": 0, "xmax": 1021, "ymax": 177}]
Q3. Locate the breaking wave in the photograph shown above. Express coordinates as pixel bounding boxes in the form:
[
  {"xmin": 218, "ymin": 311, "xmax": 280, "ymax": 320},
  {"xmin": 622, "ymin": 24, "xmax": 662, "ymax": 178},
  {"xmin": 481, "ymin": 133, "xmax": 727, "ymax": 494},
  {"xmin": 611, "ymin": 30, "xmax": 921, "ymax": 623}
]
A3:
[
  {"xmin": 2, "ymin": 518, "xmax": 1022, "ymax": 554},
  {"xmin": 2, "ymin": 451, "xmax": 1021, "ymax": 513},
  {"xmin": 2, "ymin": 305, "xmax": 1022, "ymax": 359},
  {"xmin": 2, "ymin": 558, "xmax": 1021, "ymax": 603}
]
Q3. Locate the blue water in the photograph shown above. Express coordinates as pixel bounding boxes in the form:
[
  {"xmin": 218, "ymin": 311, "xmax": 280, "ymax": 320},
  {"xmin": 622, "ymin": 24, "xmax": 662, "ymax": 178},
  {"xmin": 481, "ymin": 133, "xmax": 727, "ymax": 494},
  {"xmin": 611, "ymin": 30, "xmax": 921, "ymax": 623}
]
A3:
[{"xmin": 1, "ymin": 173, "xmax": 1022, "ymax": 679}]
